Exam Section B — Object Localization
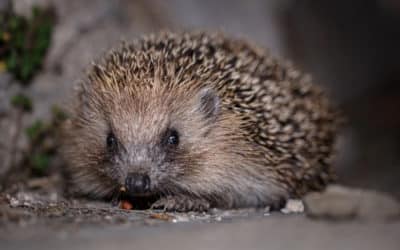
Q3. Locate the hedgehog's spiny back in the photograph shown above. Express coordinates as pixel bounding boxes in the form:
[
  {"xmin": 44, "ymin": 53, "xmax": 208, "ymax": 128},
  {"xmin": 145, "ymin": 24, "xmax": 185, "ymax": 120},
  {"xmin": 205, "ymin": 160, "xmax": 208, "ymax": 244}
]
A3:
[{"xmin": 85, "ymin": 31, "xmax": 339, "ymax": 196}]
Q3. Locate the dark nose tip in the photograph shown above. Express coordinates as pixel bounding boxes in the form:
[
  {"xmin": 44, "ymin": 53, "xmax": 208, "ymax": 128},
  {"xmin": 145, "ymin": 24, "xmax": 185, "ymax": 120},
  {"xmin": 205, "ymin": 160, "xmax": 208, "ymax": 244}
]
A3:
[{"xmin": 125, "ymin": 173, "xmax": 151, "ymax": 194}]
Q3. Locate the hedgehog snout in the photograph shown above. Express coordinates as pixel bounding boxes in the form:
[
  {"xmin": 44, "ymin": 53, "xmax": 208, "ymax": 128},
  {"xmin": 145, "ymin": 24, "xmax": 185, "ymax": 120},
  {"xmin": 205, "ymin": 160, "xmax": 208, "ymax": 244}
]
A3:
[{"xmin": 125, "ymin": 173, "xmax": 151, "ymax": 195}]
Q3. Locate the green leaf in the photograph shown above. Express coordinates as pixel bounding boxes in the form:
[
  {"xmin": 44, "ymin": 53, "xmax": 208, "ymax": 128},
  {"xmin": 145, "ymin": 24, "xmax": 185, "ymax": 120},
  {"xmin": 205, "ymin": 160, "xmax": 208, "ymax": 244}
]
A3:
[
  {"xmin": 31, "ymin": 153, "xmax": 50, "ymax": 174},
  {"xmin": 14, "ymin": 30, "xmax": 25, "ymax": 48},
  {"xmin": 11, "ymin": 93, "xmax": 32, "ymax": 112},
  {"xmin": 6, "ymin": 49, "xmax": 17, "ymax": 70},
  {"xmin": 3, "ymin": 6, "xmax": 54, "ymax": 83},
  {"xmin": 26, "ymin": 120, "xmax": 44, "ymax": 141},
  {"xmin": 51, "ymin": 105, "xmax": 67, "ymax": 118},
  {"xmin": 20, "ymin": 56, "xmax": 34, "ymax": 81},
  {"xmin": 8, "ymin": 16, "xmax": 20, "ymax": 30},
  {"xmin": 32, "ymin": 6, "xmax": 41, "ymax": 19}
]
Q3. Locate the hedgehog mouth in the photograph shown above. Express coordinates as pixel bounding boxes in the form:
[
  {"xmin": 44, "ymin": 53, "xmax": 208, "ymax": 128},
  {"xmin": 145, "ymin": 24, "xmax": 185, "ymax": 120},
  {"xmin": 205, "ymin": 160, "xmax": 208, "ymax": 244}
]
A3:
[{"xmin": 111, "ymin": 186, "xmax": 160, "ymax": 209}]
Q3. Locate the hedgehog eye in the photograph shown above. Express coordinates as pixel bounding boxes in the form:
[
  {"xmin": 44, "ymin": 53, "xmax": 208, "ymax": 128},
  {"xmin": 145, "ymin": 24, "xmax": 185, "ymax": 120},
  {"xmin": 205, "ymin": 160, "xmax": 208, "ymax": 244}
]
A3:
[
  {"xmin": 165, "ymin": 129, "xmax": 179, "ymax": 146},
  {"xmin": 106, "ymin": 132, "xmax": 118, "ymax": 153}
]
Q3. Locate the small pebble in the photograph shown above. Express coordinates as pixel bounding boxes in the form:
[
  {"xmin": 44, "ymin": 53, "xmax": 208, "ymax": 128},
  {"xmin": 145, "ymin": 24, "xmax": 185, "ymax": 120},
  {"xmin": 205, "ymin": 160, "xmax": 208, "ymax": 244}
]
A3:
[
  {"xmin": 173, "ymin": 215, "xmax": 190, "ymax": 223},
  {"xmin": 281, "ymin": 199, "xmax": 304, "ymax": 214},
  {"xmin": 9, "ymin": 197, "xmax": 19, "ymax": 208}
]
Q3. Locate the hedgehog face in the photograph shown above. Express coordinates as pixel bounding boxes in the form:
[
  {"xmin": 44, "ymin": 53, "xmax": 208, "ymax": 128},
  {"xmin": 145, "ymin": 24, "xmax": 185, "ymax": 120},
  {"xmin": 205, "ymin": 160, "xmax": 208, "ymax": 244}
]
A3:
[
  {"xmin": 68, "ymin": 83, "xmax": 221, "ymax": 198},
  {"xmin": 106, "ymin": 87, "xmax": 220, "ymax": 197}
]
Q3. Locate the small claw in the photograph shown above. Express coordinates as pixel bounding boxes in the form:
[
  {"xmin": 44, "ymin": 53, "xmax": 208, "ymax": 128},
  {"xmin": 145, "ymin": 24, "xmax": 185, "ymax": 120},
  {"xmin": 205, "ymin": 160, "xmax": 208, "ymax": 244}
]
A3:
[{"xmin": 150, "ymin": 198, "xmax": 168, "ymax": 211}]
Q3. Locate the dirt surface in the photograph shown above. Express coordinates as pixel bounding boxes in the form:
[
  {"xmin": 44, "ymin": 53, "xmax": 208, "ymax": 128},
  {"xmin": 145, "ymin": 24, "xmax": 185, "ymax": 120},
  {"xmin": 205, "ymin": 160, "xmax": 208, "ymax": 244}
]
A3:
[
  {"xmin": 1, "ymin": 186, "xmax": 399, "ymax": 250},
  {"xmin": 0, "ymin": 189, "xmax": 273, "ymax": 227},
  {"xmin": 1, "ymin": 204, "xmax": 399, "ymax": 250}
]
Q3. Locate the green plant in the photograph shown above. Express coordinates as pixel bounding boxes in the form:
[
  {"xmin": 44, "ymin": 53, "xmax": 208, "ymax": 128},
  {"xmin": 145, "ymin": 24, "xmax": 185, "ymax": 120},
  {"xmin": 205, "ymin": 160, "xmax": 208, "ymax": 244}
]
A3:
[
  {"xmin": 11, "ymin": 93, "xmax": 33, "ymax": 112},
  {"xmin": 31, "ymin": 153, "xmax": 50, "ymax": 175},
  {"xmin": 26, "ymin": 120, "xmax": 45, "ymax": 141},
  {"xmin": 0, "ymin": 4, "xmax": 55, "ymax": 83},
  {"xmin": 24, "ymin": 105, "xmax": 68, "ymax": 176}
]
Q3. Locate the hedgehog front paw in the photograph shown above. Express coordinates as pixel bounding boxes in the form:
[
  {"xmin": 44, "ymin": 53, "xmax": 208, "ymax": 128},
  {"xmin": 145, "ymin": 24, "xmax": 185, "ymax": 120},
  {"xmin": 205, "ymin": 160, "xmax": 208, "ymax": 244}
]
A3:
[{"xmin": 151, "ymin": 196, "xmax": 210, "ymax": 212}]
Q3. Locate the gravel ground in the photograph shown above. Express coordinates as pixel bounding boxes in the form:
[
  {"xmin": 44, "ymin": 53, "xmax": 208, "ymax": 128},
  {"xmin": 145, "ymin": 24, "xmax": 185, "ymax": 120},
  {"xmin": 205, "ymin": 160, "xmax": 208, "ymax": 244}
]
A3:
[{"xmin": 0, "ymin": 187, "xmax": 399, "ymax": 250}]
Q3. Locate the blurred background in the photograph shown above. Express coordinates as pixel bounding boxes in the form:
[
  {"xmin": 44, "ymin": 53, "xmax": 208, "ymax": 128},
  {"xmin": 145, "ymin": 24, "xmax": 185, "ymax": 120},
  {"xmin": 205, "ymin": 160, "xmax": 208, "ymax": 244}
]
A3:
[{"xmin": 1, "ymin": 0, "xmax": 400, "ymax": 197}]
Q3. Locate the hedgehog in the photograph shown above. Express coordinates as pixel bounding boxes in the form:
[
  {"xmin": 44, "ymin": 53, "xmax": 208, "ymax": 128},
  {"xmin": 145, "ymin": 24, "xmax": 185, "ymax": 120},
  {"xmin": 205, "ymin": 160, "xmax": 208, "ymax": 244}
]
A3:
[{"xmin": 62, "ymin": 31, "xmax": 339, "ymax": 212}]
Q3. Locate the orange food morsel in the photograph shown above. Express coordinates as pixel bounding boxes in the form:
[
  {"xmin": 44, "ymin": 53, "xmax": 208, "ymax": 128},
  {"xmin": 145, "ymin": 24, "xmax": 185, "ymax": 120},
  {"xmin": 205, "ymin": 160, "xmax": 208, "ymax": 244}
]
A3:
[{"xmin": 120, "ymin": 200, "xmax": 133, "ymax": 210}]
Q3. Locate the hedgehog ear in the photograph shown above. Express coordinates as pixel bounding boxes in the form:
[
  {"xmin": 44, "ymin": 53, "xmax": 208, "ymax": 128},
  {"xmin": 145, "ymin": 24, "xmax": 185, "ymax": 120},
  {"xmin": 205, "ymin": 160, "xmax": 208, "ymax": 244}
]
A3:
[{"xmin": 196, "ymin": 88, "xmax": 220, "ymax": 121}]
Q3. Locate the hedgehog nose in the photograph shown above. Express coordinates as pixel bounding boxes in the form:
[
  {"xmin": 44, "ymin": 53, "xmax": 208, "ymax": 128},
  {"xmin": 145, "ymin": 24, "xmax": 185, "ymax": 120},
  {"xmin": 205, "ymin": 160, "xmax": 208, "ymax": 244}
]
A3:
[{"xmin": 125, "ymin": 173, "xmax": 151, "ymax": 194}]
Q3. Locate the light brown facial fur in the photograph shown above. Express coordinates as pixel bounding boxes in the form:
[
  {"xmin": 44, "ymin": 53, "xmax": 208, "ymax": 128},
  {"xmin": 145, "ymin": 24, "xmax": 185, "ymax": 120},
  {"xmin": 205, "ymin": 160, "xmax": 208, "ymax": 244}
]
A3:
[{"xmin": 63, "ymin": 31, "xmax": 339, "ymax": 210}]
